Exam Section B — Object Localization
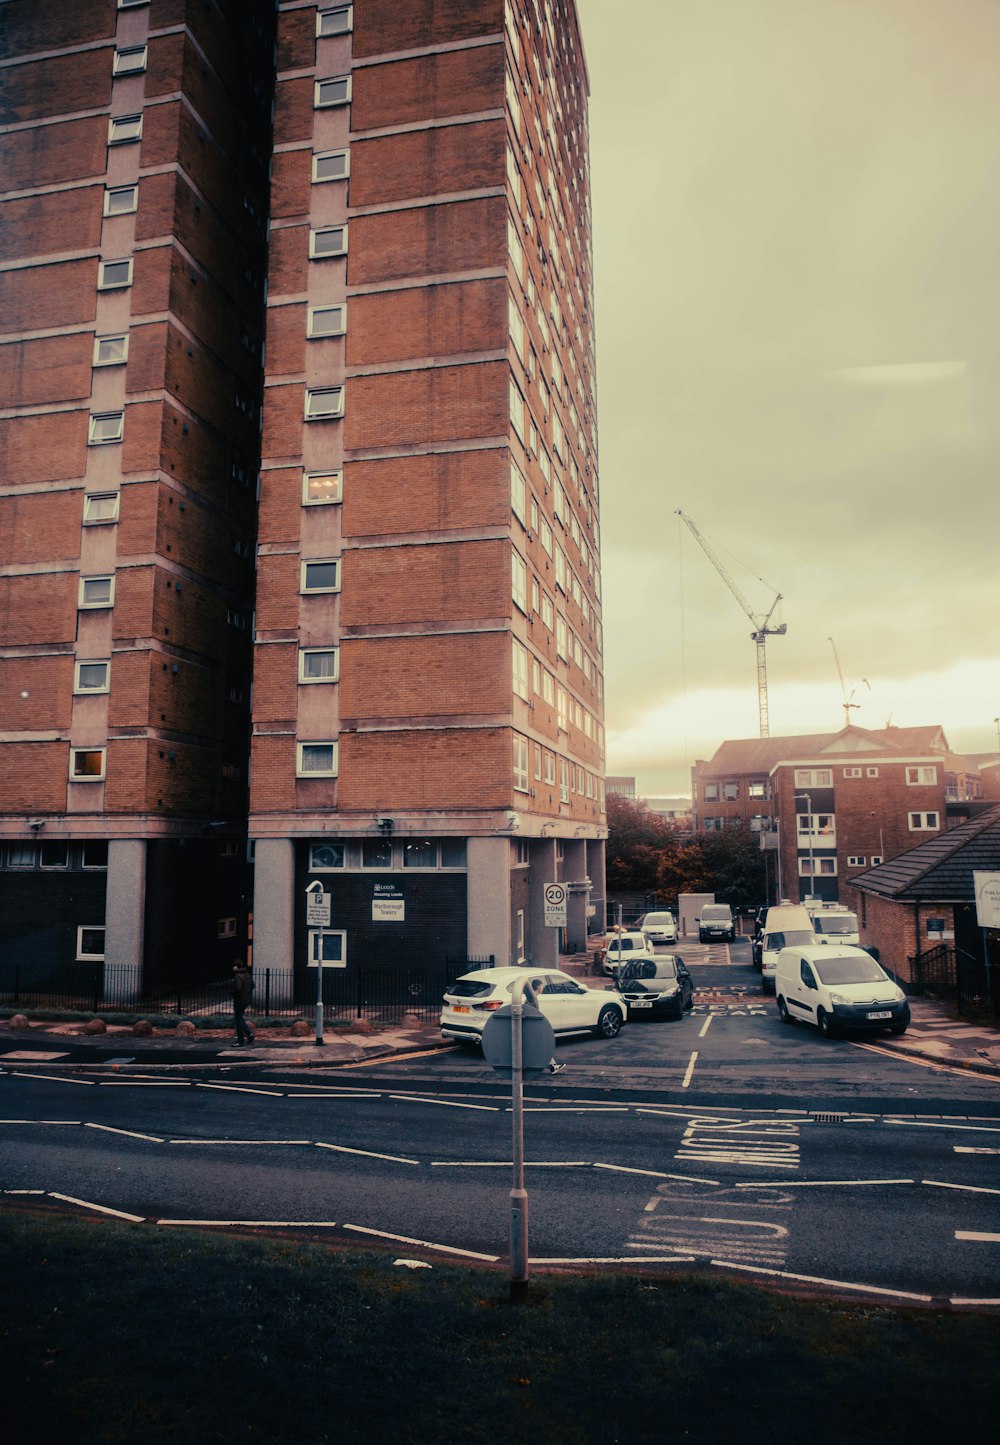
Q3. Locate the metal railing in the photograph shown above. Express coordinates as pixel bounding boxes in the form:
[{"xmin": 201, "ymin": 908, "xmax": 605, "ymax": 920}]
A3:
[{"xmin": 910, "ymin": 942, "xmax": 1000, "ymax": 1024}]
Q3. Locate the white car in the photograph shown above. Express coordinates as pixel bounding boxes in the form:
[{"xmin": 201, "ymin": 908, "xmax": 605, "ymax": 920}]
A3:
[
  {"xmin": 637, "ymin": 911, "xmax": 677, "ymax": 945},
  {"xmin": 602, "ymin": 930, "xmax": 656, "ymax": 976},
  {"xmin": 441, "ymin": 967, "xmax": 627, "ymax": 1046}
]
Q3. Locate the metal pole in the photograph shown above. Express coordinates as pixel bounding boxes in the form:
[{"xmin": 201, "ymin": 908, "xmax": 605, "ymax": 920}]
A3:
[
  {"xmin": 509, "ymin": 978, "xmax": 528, "ymax": 1304},
  {"xmin": 314, "ymin": 934, "xmax": 325, "ymax": 1046}
]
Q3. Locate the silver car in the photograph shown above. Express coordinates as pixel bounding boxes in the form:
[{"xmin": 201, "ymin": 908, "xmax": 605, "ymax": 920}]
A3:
[{"xmin": 638, "ymin": 911, "xmax": 677, "ymax": 945}]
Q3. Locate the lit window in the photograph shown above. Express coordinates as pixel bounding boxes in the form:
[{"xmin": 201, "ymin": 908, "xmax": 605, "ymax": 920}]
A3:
[
  {"xmin": 71, "ymin": 748, "xmax": 106, "ymax": 781},
  {"xmin": 88, "ymin": 412, "xmax": 124, "ymax": 446},
  {"xmin": 76, "ymin": 926, "xmax": 106, "ymax": 961},
  {"xmin": 113, "ymin": 45, "xmax": 148, "ymax": 74},
  {"xmin": 83, "ymin": 493, "xmax": 120, "ymax": 524},
  {"xmin": 513, "ymin": 734, "xmax": 529, "ymax": 792},
  {"xmin": 104, "ymin": 185, "xmax": 138, "ymax": 217},
  {"xmin": 79, "ymin": 576, "xmax": 115, "ymax": 609},
  {"xmin": 108, "ymin": 115, "xmax": 142, "ymax": 144},
  {"xmin": 98, "ymin": 259, "xmax": 133, "ymax": 290},
  {"xmin": 315, "ymin": 76, "xmax": 351, "ymax": 107},
  {"xmin": 309, "ymin": 225, "xmax": 348, "ymax": 259},
  {"xmin": 312, "ymin": 150, "xmax": 350, "ymax": 183},
  {"xmin": 298, "ymin": 742, "xmax": 339, "ymax": 776},
  {"xmin": 305, "ymin": 386, "xmax": 345, "ymax": 418},
  {"xmin": 307, "ymin": 304, "xmax": 347, "ymax": 338},
  {"xmin": 301, "ymin": 558, "xmax": 341, "ymax": 593},
  {"xmin": 299, "ymin": 648, "xmax": 339, "ymax": 683},
  {"xmin": 303, "ymin": 471, "xmax": 342, "ymax": 505},
  {"xmin": 74, "ymin": 660, "xmax": 110, "ymax": 693},
  {"xmin": 93, "ymin": 334, "xmax": 128, "ymax": 366},
  {"xmin": 317, "ymin": 5, "xmax": 353, "ymax": 36}
]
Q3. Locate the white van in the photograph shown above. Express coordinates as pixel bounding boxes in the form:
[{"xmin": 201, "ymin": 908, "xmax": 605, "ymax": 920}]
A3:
[
  {"xmin": 806, "ymin": 904, "xmax": 860, "ymax": 947},
  {"xmin": 775, "ymin": 943, "xmax": 909, "ymax": 1038},
  {"xmin": 757, "ymin": 902, "xmax": 814, "ymax": 994}
]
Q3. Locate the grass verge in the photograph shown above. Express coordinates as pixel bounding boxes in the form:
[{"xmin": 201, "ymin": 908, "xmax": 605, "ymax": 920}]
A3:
[{"xmin": 3, "ymin": 1208, "xmax": 996, "ymax": 1444}]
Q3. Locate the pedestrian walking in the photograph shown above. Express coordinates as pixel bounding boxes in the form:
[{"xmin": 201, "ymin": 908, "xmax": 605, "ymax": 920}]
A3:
[{"xmin": 232, "ymin": 959, "xmax": 256, "ymax": 1046}]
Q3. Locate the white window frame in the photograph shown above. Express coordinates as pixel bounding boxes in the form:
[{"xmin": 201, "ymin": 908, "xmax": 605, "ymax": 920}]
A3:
[
  {"xmin": 79, "ymin": 575, "xmax": 115, "ymax": 609},
  {"xmin": 297, "ymin": 742, "xmax": 339, "ymax": 777},
  {"xmin": 98, "ymin": 259, "xmax": 133, "ymax": 290},
  {"xmin": 299, "ymin": 647, "xmax": 340, "ymax": 683},
  {"xmin": 317, "ymin": 6, "xmax": 353, "ymax": 37},
  {"xmin": 793, "ymin": 768, "xmax": 833, "ymax": 788},
  {"xmin": 847, "ymin": 856, "xmax": 866, "ymax": 867},
  {"xmin": 93, "ymin": 334, "xmax": 129, "ymax": 367},
  {"xmin": 908, "ymin": 811, "xmax": 940, "ymax": 832},
  {"xmin": 512, "ymin": 639, "xmax": 529, "ymax": 700},
  {"xmin": 113, "ymin": 45, "xmax": 148, "ymax": 75},
  {"xmin": 70, "ymin": 748, "xmax": 106, "ymax": 782},
  {"xmin": 509, "ymin": 379, "xmax": 525, "ymax": 440},
  {"xmin": 866, "ymin": 767, "xmax": 879, "ymax": 778},
  {"xmin": 305, "ymin": 386, "xmax": 345, "ymax": 419},
  {"xmin": 303, "ymin": 470, "xmax": 343, "ymax": 505},
  {"xmin": 513, "ymin": 734, "xmax": 529, "ymax": 792},
  {"xmin": 870, "ymin": 854, "xmax": 883, "ymax": 866},
  {"xmin": 300, "ymin": 558, "xmax": 341, "ymax": 594},
  {"xmin": 83, "ymin": 492, "xmax": 120, "ymax": 524},
  {"xmin": 798, "ymin": 857, "xmax": 836, "ymax": 876},
  {"xmin": 104, "ymin": 185, "xmax": 138, "ymax": 217},
  {"xmin": 308, "ymin": 929, "xmax": 347, "ymax": 967},
  {"xmin": 309, "ymin": 225, "xmax": 348, "ymax": 259},
  {"xmin": 312, "ymin": 149, "xmax": 350, "ymax": 183},
  {"xmin": 76, "ymin": 925, "xmax": 106, "ymax": 961},
  {"xmin": 510, "ymin": 459, "xmax": 526, "ymax": 524},
  {"xmin": 74, "ymin": 660, "xmax": 110, "ymax": 694},
  {"xmin": 88, "ymin": 412, "xmax": 124, "ymax": 446},
  {"xmin": 315, "ymin": 76, "xmax": 352, "ymax": 107},
  {"xmin": 511, "ymin": 549, "xmax": 527, "ymax": 613},
  {"xmin": 544, "ymin": 751, "xmax": 555, "ymax": 785},
  {"xmin": 307, "ymin": 304, "xmax": 347, "ymax": 338},
  {"xmin": 118, "ymin": 0, "xmax": 150, "ymax": 8},
  {"xmin": 108, "ymin": 114, "xmax": 143, "ymax": 144},
  {"xmin": 906, "ymin": 766, "xmax": 938, "ymax": 786}
]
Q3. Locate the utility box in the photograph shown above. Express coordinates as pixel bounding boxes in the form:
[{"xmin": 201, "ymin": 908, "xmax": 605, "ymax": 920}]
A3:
[{"xmin": 678, "ymin": 892, "xmax": 713, "ymax": 939}]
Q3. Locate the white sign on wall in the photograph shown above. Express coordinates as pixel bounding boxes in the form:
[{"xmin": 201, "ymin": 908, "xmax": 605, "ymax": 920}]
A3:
[
  {"xmin": 544, "ymin": 882, "xmax": 567, "ymax": 927},
  {"xmin": 372, "ymin": 883, "xmax": 405, "ymax": 922},
  {"xmin": 973, "ymin": 871, "xmax": 1000, "ymax": 929}
]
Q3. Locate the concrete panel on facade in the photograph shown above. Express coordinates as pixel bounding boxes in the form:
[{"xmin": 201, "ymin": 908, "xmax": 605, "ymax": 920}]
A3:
[{"xmin": 467, "ymin": 834, "xmax": 512, "ymax": 966}]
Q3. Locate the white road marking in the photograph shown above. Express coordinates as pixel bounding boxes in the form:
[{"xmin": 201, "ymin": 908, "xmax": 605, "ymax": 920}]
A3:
[
  {"xmin": 955, "ymin": 1231, "xmax": 1000, "ymax": 1243},
  {"xmin": 430, "ymin": 1160, "xmax": 589, "ymax": 1168},
  {"xmin": 315, "ymin": 1142, "xmax": 419, "ymax": 1165},
  {"xmin": 954, "ymin": 1146, "xmax": 1000, "ymax": 1155},
  {"xmin": 342, "ymin": 1223, "xmax": 499, "ymax": 1261},
  {"xmin": 887, "ymin": 1120, "xmax": 1000, "ymax": 1134},
  {"xmin": 389, "ymin": 1095, "xmax": 499, "ymax": 1111},
  {"xmin": 3, "ymin": 1189, "xmax": 46, "ymax": 1195},
  {"xmin": 0, "ymin": 1052, "xmax": 69, "ymax": 1061},
  {"xmin": 708, "ymin": 1259, "xmax": 932, "ymax": 1302},
  {"xmin": 5, "ymin": 1071, "xmax": 91, "ymax": 1083},
  {"xmin": 593, "ymin": 1163, "xmax": 719, "ymax": 1184},
  {"xmin": 677, "ymin": 1118, "xmax": 801, "ymax": 1171},
  {"xmin": 736, "ymin": 1178, "xmax": 913, "ymax": 1189},
  {"xmin": 99, "ymin": 1081, "xmax": 188, "ymax": 1088},
  {"xmin": 198, "ymin": 1083, "xmax": 284, "ymax": 1097},
  {"xmin": 0, "ymin": 1119, "xmax": 81, "ymax": 1125},
  {"xmin": 524, "ymin": 1106, "xmax": 629, "ymax": 1113},
  {"xmin": 535, "ymin": 1254, "xmax": 696, "ymax": 1264},
  {"xmin": 168, "ymin": 1138, "xmax": 313, "ymax": 1146},
  {"xmin": 158, "ymin": 1219, "xmax": 341, "ymax": 1228},
  {"xmin": 924, "ymin": 1180, "xmax": 1000, "ymax": 1196},
  {"xmin": 698, "ymin": 1016, "xmax": 713, "ymax": 1039},
  {"xmin": 950, "ymin": 1296, "xmax": 1000, "ymax": 1306},
  {"xmin": 49, "ymin": 1192, "xmax": 144, "ymax": 1223},
  {"xmin": 84, "ymin": 1122, "xmax": 164, "ymax": 1143},
  {"xmin": 681, "ymin": 1052, "xmax": 699, "ymax": 1089}
]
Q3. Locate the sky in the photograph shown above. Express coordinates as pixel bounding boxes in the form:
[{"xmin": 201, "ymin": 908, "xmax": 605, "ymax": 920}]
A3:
[{"xmin": 575, "ymin": 0, "xmax": 1000, "ymax": 796}]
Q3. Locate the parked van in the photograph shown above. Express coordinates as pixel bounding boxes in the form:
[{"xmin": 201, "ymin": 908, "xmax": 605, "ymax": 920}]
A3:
[
  {"xmin": 805, "ymin": 903, "xmax": 860, "ymax": 947},
  {"xmin": 757, "ymin": 901, "xmax": 815, "ymax": 993},
  {"xmin": 775, "ymin": 943, "xmax": 909, "ymax": 1037},
  {"xmin": 697, "ymin": 903, "xmax": 735, "ymax": 943}
]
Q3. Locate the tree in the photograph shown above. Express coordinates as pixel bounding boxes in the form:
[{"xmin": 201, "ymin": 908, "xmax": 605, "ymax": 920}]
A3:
[{"xmin": 605, "ymin": 794, "xmax": 678, "ymax": 892}]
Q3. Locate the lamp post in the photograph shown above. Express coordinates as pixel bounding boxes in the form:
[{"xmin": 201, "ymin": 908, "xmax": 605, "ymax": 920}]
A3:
[
  {"xmin": 994, "ymin": 716, "xmax": 1000, "ymax": 753},
  {"xmin": 794, "ymin": 793, "xmax": 813, "ymax": 901}
]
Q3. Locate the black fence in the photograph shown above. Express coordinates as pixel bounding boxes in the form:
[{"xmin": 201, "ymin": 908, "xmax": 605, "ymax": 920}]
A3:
[
  {"xmin": 910, "ymin": 943, "xmax": 1000, "ymax": 1024},
  {"xmin": 0, "ymin": 958, "xmax": 484, "ymax": 1024}
]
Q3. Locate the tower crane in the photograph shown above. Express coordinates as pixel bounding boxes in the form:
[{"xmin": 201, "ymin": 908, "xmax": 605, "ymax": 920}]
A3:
[
  {"xmin": 676, "ymin": 509, "xmax": 786, "ymax": 738},
  {"xmin": 829, "ymin": 637, "xmax": 867, "ymax": 727}
]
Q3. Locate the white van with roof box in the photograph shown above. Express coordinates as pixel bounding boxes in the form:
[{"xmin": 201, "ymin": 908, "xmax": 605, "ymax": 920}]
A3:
[
  {"xmin": 775, "ymin": 943, "xmax": 909, "ymax": 1037},
  {"xmin": 805, "ymin": 902, "xmax": 860, "ymax": 946},
  {"xmin": 758, "ymin": 901, "xmax": 814, "ymax": 993}
]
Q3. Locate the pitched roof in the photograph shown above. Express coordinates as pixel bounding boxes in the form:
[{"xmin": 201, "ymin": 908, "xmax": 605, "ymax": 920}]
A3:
[
  {"xmin": 696, "ymin": 725, "xmax": 950, "ymax": 777},
  {"xmin": 848, "ymin": 803, "xmax": 1000, "ymax": 902}
]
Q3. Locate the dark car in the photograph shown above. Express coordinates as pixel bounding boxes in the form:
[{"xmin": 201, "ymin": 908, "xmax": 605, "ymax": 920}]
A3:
[{"xmin": 615, "ymin": 955, "xmax": 694, "ymax": 1020}]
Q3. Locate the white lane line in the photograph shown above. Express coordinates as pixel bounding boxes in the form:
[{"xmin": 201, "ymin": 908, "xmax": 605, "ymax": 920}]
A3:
[
  {"xmin": 709, "ymin": 1259, "xmax": 932, "ymax": 1302},
  {"xmin": 636, "ymin": 1109, "xmax": 740, "ymax": 1122},
  {"xmin": 98, "ymin": 1081, "xmax": 189, "ymax": 1088},
  {"xmin": 389, "ymin": 1095, "xmax": 499, "ymax": 1111},
  {"xmin": 954, "ymin": 1146, "xmax": 1000, "ymax": 1155},
  {"xmin": 3, "ymin": 1189, "xmax": 46, "ymax": 1195},
  {"xmin": 272, "ymin": 1083, "xmax": 382, "ymax": 1094},
  {"xmin": 523, "ymin": 1107, "xmax": 629, "ymax": 1114},
  {"xmin": 158, "ymin": 1219, "xmax": 341, "ymax": 1229},
  {"xmin": 698, "ymin": 1015, "xmax": 713, "ymax": 1039},
  {"xmin": 951, "ymin": 1296, "xmax": 1000, "ymax": 1306},
  {"xmin": 168, "ymin": 1138, "xmax": 313, "ymax": 1146},
  {"xmin": 430, "ymin": 1160, "xmax": 589, "ymax": 1168},
  {"xmin": 1, "ymin": 1053, "xmax": 70, "ymax": 1062},
  {"xmin": 887, "ymin": 1120, "xmax": 1000, "ymax": 1135},
  {"xmin": 48, "ymin": 1192, "xmax": 145, "ymax": 1223},
  {"xmin": 281, "ymin": 1094, "xmax": 380, "ymax": 1101},
  {"xmin": 681, "ymin": 1052, "xmax": 699, "ymax": 1090},
  {"xmin": 593, "ymin": 1163, "xmax": 720, "ymax": 1184},
  {"xmin": 956, "ymin": 1231, "xmax": 1000, "ymax": 1242},
  {"xmin": 737, "ymin": 1178, "xmax": 913, "ymax": 1189},
  {"xmin": 343, "ymin": 1223, "xmax": 499, "ymax": 1261},
  {"xmin": 0, "ymin": 1119, "xmax": 81, "ymax": 1125},
  {"xmin": 857, "ymin": 1043, "xmax": 999, "ymax": 1080},
  {"xmin": 198, "ymin": 1084, "xmax": 284, "ymax": 1097},
  {"xmin": 5, "ymin": 1071, "xmax": 93, "ymax": 1084},
  {"xmin": 84, "ymin": 1122, "xmax": 164, "ymax": 1143},
  {"xmin": 924, "ymin": 1180, "xmax": 1000, "ymax": 1196},
  {"xmin": 534, "ymin": 1255, "xmax": 697, "ymax": 1264},
  {"xmin": 315, "ymin": 1142, "xmax": 419, "ymax": 1165}
]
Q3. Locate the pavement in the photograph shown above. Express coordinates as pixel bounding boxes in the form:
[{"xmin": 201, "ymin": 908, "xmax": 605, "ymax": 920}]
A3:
[{"xmin": 1, "ymin": 984, "xmax": 999, "ymax": 1076}]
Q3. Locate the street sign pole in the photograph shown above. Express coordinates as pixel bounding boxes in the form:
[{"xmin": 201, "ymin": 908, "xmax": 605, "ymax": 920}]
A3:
[
  {"xmin": 305, "ymin": 881, "xmax": 327, "ymax": 1045},
  {"xmin": 509, "ymin": 979, "xmax": 529, "ymax": 1304}
]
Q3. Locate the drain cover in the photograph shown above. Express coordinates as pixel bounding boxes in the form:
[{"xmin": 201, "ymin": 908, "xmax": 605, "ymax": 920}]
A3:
[{"xmin": 810, "ymin": 1112, "xmax": 845, "ymax": 1124}]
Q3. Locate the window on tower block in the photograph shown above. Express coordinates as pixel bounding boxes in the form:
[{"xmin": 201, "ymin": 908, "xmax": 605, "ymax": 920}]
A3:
[
  {"xmin": 300, "ymin": 559, "xmax": 341, "ymax": 593},
  {"xmin": 315, "ymin": 76, "xmax": 351, "ymax": 107},
  {"xmin": 71, "ymin": 748, "xmax": 106, "ymax": 781},
  {"xmin": 299, "ymin": 648, "xmax": 339, "ymax": 683},
  {"xmin": 312, "ymin": 150, "xmax": 350, "ymax": 183},
  {"xmin": 93, "ymin": 334, "xmax": 129, "ymax": 366},
  {"xmin": 303, "ymin": 471, "xmax": 342, "ymax": 505},
  {"xmin": 108, "ymin": 115, "xmax": 143, "ymax": 144},
  {"xmin": 74, "ymin": 660, "xmax": 110, "ymax": 693},
  {"xmin": 98, "ymin": 259, "xmax": 133, "ymax": 290},
  {"xmin": 309, "ymin": 225, "xmax": 348, "ymax": 259},
  {"xmin": 297, "ymin": 742, "xmax": 339, "ymax": 777},
  {"xmin": 305, "ymin": 386, "xmax": 344, "ymax": 419},
  {"xmin": 83, "ymin": 493, "xmax": 120, "ymax": 524},
  {"xmin": 317, "ymin": 5, "xmax": 353, "ymax": 36},
  {"xmin": 307, "ymin": 305, "xmax": 347, "ymax": 338}
]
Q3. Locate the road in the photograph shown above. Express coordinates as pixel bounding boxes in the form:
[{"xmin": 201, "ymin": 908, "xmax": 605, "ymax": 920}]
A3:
[{"xmin": 2, "ymin": 944, "xmax": 999, "ymax": 1304}]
